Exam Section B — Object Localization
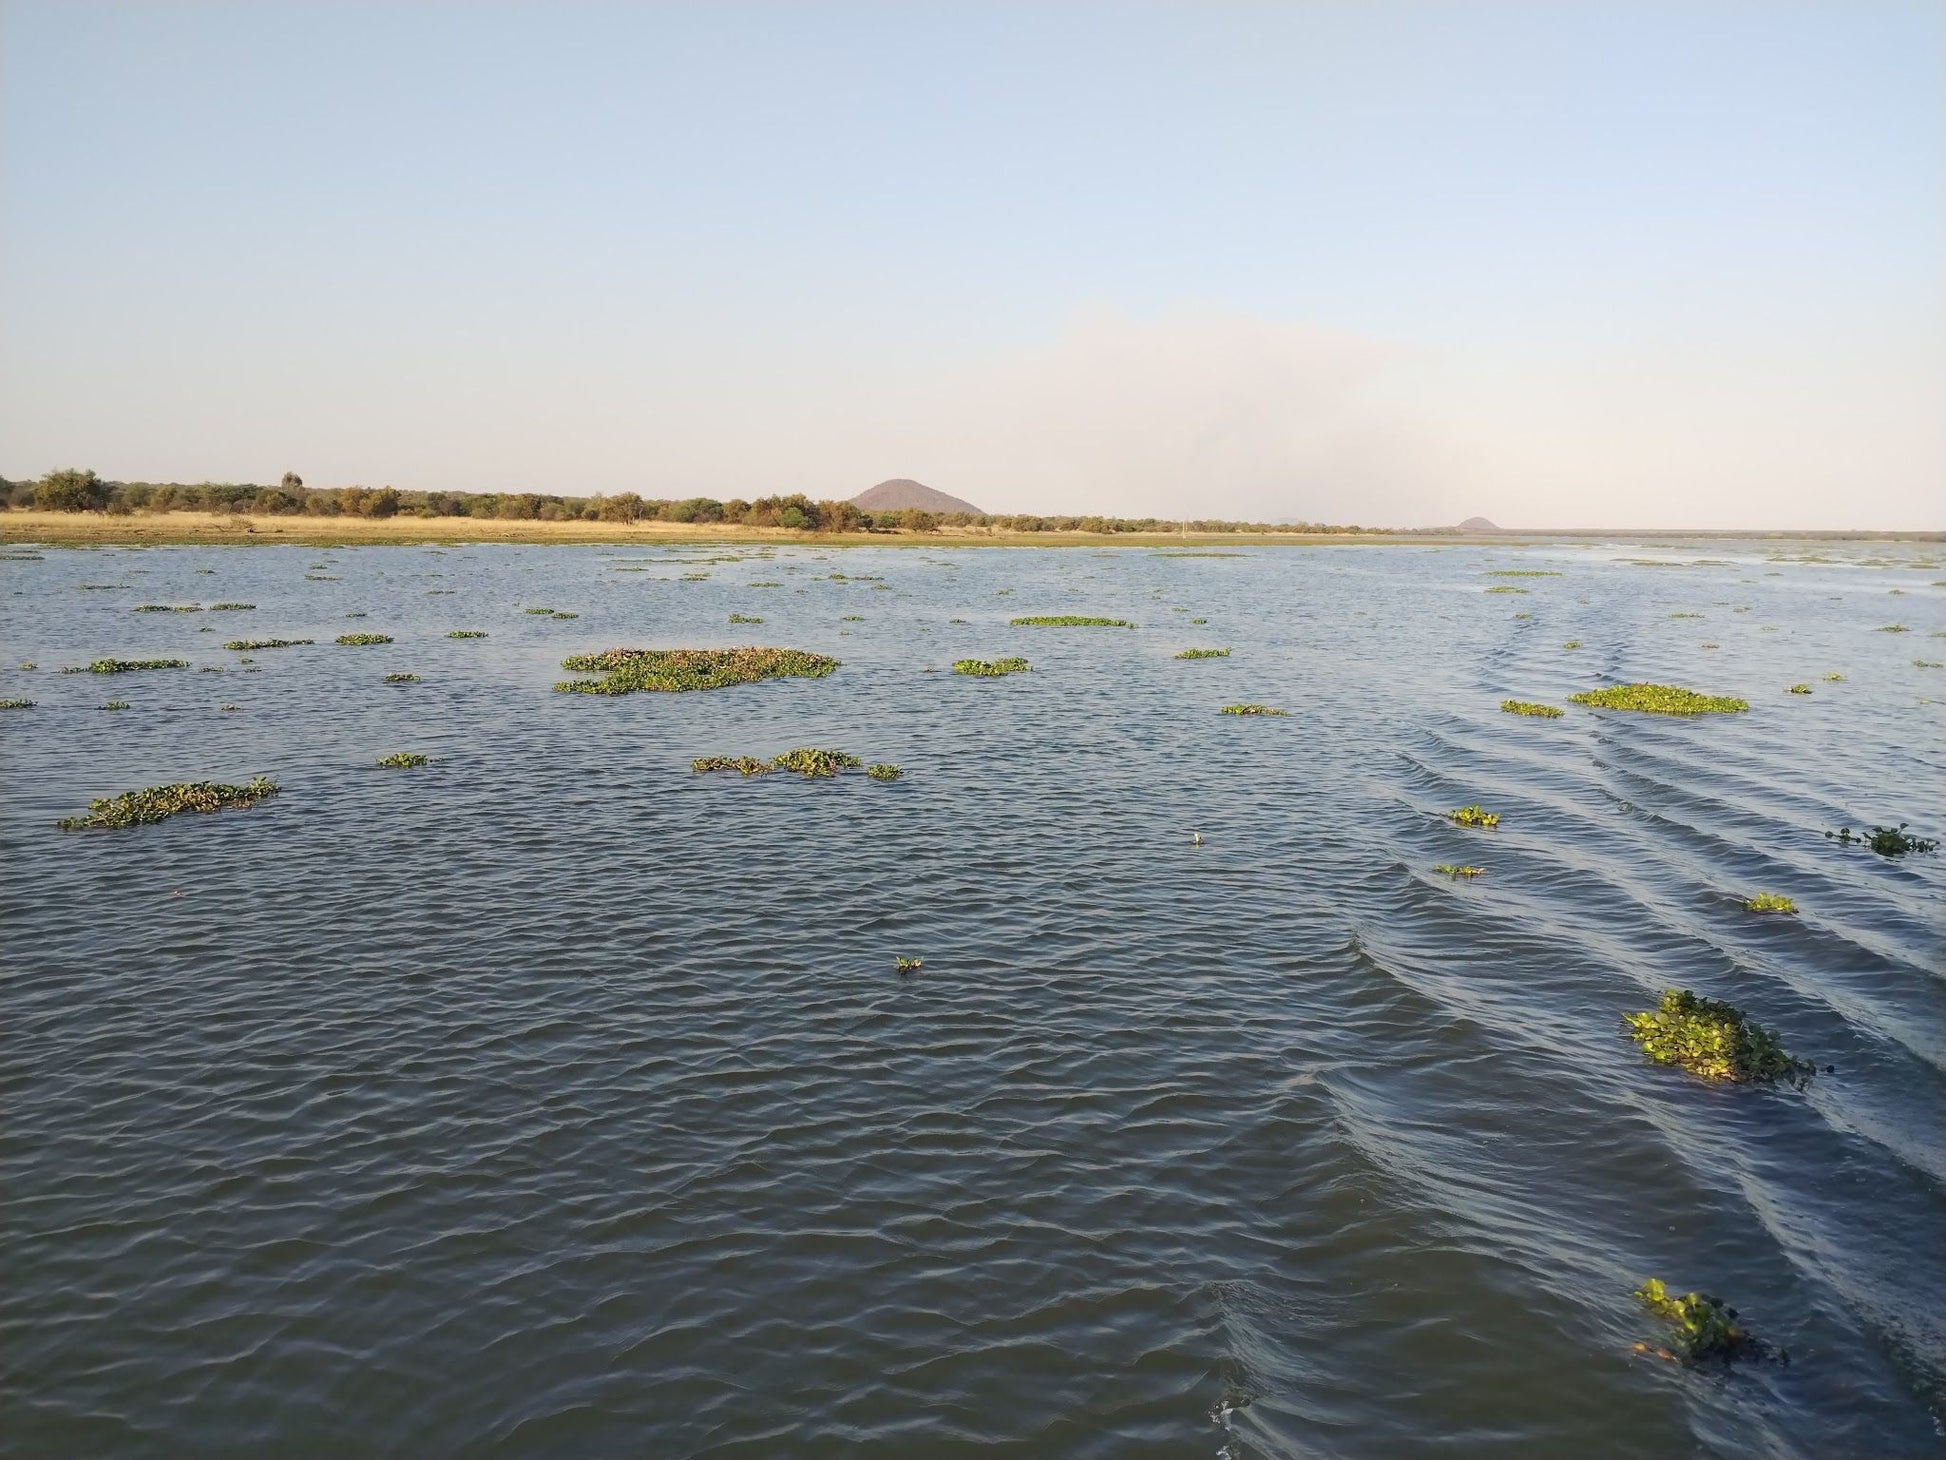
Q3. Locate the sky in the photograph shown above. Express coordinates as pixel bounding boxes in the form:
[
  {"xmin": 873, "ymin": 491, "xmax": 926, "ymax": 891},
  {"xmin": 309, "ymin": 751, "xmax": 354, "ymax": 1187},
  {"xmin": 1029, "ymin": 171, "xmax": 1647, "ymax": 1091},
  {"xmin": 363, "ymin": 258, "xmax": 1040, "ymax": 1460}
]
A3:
[{"xmin": 2, "ymin": 1, "xmax": 1941, "ymax": 529}]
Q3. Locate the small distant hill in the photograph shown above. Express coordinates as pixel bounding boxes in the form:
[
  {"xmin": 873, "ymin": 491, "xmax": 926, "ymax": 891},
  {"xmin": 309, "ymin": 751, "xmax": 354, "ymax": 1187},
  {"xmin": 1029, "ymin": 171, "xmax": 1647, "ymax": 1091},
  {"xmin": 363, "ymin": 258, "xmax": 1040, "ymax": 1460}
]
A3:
[
  {"xmin": 1456, "ymin": 516, "xmax": 1501, "ymax": 533},
  {"xmin": 850, "ymin": 479, "xmax": 983, "ymax": 515}
]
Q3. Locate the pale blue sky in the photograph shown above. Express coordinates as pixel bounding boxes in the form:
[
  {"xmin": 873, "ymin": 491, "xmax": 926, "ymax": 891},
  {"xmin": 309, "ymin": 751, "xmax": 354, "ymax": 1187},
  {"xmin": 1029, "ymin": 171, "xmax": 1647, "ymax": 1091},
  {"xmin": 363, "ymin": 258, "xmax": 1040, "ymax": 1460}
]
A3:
[{"xmin": 3, "ymin": 1, "xmax": 1940, "ymax": 526}]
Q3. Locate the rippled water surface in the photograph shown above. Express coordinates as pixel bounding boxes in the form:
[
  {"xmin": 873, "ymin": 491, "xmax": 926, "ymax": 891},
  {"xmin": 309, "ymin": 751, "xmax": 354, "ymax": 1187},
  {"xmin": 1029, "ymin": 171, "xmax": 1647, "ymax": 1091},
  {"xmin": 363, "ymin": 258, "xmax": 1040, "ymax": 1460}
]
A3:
[{"xmin": 3, "ymin": 537, "xmax": 1943, "ymax": 1457}]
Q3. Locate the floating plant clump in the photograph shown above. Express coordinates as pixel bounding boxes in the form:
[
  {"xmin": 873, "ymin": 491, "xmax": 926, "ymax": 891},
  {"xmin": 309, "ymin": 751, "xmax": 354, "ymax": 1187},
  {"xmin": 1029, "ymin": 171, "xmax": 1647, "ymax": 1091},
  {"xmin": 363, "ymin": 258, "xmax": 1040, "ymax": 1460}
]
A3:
[
  {"xmin": 557, "ymin": 647, "xmax": 839, "ymax": 695},
  {"xmin": 1435, "ymin": 864, "xmax": 1484, "ymax": 878},
  {"xmin": 1569, "ymin": 683, "xmax": 1747, "ymax": 715},
  {"xmin": 89, "ymin": 658, "xmax": 188, "ymax": 674},
  {"xmin": 1484, "ymin": 586, "xmax": 1528, "ymax": 594},
  {"xmin": 134, "ymin": 603, "xmax": 202, "ymax": 613},
  {"xmin": 335, "ymin": 634, "xmax": 393, "ymax": 646},
  {"xmin": 953, "ymin": 657, "xmax": 1030, "ymax": 676},
  {"xmin": 1562, "ymin": 640, "xmax": 1581, "ymax": 648},
  {"xmin": 895, "ymin": 956, "xmax": 923, "ymax": 973},
  {"xmin": 770, "ymin": 748, "xmax": 863, "ymax": 778},
  {"xmin": 728, "ymin": 614, "xmax": 764, "ymax": 624},
  {"xmin": 58, "ymin": 777, "xmax": 278, "ymax": 831},
  {"xmin": 1500, "ymin": 700, "xmax": 1563, "ymax": 717},
  {"xmin": 447, "ymin": 630, "xmax": 488, "ymax": 639},
  {"xmin": 866, "ymin": 763, "xmax": 902, "ymax": 781},
  {"xmin": 1484, "ymin": 570, "xmax": 1561, "ymax": 577},
  {"xmin": 375, "ymin": 752, "xmax": 428, "ymax": 768},
  {"xmin": 693, "ymin": 756, "xmax": 773, "ymax": 776},
  {"xmin": 1447, "ymin": 805, "xmax": 1499, "ymax": 828},
  {"xmin": 1220, "ymin": 704, "xmax": 1286, "ymax": 716},
  {"xmin": 1175, "ymin": 648, "xmax": 1231, "ymax": 659},
  {"xmin": 1009, "ymin": 615, "xmax": 1132, "ymax": 627},
  {"xmin": 1826, "ymin": 823, "xmax": 1938, "ymax": 856},
  {"xmin": 0, "ymin": 698, "xmax": 35, "ymax": 709},
  {"xmin": 209, "ymin": 602, "xmax": 253, "ymax": 611},
  {"xmin": 1744, "ymin": 892, "xmax": 1796, "ymax": 913},
  {"xmin": 383, "ymin": 672, "xmax": 422, "ymax": 683},
  {"xmin": 101, "ymin": 701, "xmax": 130, "ymax": 710},
  {"xmin": 1633, "ymin": 1279, "xmax": 1774, "ymax": 1364},
  {"xmin": 1877, "ymin": 624, "xmax": 1909, "ymax": 633},
  {"xmin": 225, "ymin": 638, "xmax": 312, "ymax": 651},
  {"xmin": 1823, "ymin": 672, "xmax": 1845, "ymax": 681},
  {"xmin": 1788, "ymin": 684, "xmax": 1812, "ymax": 695},
  {"xmin": 1623, "ymin": 989, "xmax": 1813, "ymax": 1087}
]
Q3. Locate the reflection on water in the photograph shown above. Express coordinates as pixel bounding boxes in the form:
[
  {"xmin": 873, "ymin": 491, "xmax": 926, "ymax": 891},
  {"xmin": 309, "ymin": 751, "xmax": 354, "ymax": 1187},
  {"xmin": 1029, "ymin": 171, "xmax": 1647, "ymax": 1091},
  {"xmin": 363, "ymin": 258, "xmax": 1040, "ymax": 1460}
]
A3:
[{"xmin": 2, "ymin": 537, "xmax": 1942, "ymax": 1457}]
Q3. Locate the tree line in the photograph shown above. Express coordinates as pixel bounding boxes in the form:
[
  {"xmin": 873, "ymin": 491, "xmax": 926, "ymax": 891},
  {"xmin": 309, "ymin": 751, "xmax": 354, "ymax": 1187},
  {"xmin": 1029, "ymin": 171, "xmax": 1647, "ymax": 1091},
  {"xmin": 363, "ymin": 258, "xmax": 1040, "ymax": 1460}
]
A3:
[{"xmin": 3, "ymin": 467, "xmax": 1385, "ymax": 535}]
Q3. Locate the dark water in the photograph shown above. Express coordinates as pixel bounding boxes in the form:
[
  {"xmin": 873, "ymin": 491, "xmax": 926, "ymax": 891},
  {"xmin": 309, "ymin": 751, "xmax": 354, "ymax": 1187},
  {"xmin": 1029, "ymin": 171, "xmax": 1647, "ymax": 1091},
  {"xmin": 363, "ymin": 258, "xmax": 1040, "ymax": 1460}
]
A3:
[{"xmin": 2, "ymin": 537, "xmax": 1942, "ymax": 1458}]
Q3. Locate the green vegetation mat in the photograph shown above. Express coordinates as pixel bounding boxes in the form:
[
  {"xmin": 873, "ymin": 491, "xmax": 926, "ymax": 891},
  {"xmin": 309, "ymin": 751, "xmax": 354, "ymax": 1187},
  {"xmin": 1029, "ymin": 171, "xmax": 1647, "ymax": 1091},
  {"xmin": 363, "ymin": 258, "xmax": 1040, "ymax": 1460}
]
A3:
[
  {"xmin": 58, "ymin": 778, "xmax": 278, "ymax": 831},
  {"xmin": 1447, "ymin": 805, "xmax": 1500, "ymax": 827},
  {"xmin": 1568, "ymin": 683, "xmax": 1747, "ymax": 715},
  {"xmin": 1623, "ymin": 988, "xmax": 1812, "ymax": 1086},
  {"xmin": 89, "ymin": 658, "xmax": 188, "ymax": 673},
  {"xmin": 1500, "ymin": 700, "xmax": 1563, "ymax": 717},
  {"xmin": 559, "ymin": 647, "xmax": 839, "ymax": 695},
  {"xmin": 1220, "ymin": 704, "xmax": 1286, "ymax": 716},
  {"xmin": 1009, "ymin": 615, "xmax": 1132, "ymax": 627},
  {"xmin": 953, "ymin": 657, "xmax": 1029, "ymax": 676},
  {"xmin": 1633, "ymin": 1279, "xmax": 1773, "ymax": 1363},
  {"xmin": 335, "ymin": 634, "xmax": 393, "ymax": 646},
  {"xmin": 866, "ymin": 763, "xmax": 903, "ymax": 781},
  {"xmin": 375, "ymin": 752, "xmax": 428, "ymax": 768},
  {"xmin": 1743, "ymin": 892, "xmax": 1796, "ymax": 913},
  {"xmin": 225, "ymin": 638, "xmax": 312, "ymax": 651},
  {"xmin": 1175, "ymin": 648, "xmax": 1231, "ymax": 659}
]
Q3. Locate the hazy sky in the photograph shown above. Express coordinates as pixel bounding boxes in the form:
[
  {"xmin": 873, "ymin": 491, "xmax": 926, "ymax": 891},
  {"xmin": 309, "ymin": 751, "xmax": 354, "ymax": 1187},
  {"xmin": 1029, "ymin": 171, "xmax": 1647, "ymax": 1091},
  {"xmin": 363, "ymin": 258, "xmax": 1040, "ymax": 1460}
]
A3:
[{"xmin": 3, "ymin": 1, "xmax": 1941, "ymax": 527}]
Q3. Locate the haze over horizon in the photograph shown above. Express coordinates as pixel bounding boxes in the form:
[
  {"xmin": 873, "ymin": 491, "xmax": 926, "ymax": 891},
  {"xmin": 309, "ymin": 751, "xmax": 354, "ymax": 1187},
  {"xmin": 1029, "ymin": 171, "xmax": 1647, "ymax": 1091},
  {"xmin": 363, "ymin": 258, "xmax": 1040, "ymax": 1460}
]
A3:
[{"xmin": 3, "ymin": 2, "xmax": 1941, "ymax": 530}]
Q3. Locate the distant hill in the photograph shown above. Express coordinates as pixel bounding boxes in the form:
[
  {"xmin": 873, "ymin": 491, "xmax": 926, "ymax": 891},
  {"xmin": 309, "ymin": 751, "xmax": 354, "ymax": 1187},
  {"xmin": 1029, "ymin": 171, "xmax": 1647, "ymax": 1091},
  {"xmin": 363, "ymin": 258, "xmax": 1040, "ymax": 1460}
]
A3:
[
  {"xmin": 1456, "ymin": 516, "xmax": 1501, "ymax": 533},
  {"xmin": 850, "ymin": 479, "xmax": 983, "ymax": 515}
]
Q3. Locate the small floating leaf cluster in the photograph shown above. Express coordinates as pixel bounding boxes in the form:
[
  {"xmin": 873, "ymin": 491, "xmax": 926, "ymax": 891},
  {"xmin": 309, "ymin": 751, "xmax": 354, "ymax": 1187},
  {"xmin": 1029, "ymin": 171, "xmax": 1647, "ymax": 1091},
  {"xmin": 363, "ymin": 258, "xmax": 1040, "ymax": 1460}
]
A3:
[
  {"xmin": 1447, "ymin": 805, "xmax": 1499, "ymax": 828},
  {"xmin": 89, "ymin": 658, "xmax": 188, "ymax": 674},
  {"xmin": 1787, "ymin": 683, "xmax": 1812, "ymax": 695},
  {"xmin": 557, "ymin": 647, "xmax": 839, "ymax": 695},
  {"xmin": 375, "ymin": 752, "xmax": 428, "ymax": 768},
  {"xmin": 953, "ymin": 657, "xmax": 1030, "ymax": 676},
  {"xmin": 1568, "ymin": 683, "xmax": 1747, "ymax": 715},
  {"xmin": 101, "ymin": 700, "xmax": 130, "ymax": 710},
  {"xmin": 866, "ymin": 763, "xmax": 903, "ymax": 781},
  {"xmin": 1743, "ymin": 892, "xmax": 1796, "ymax": 913},
  {"xmin": 1009, "ymin": 615, "xmax": 1132, "ymax": 627},
  {"xmin": 383, "ymin": 672, "xmax": 421, "ymax": 683},
  {"xmin": 447, "ymin": 630, "xmax": 488, "ymax": 639},
  {"xmin": 1500, "ymin": 700, "xmax": 1563, "ymax": 718},
  {"xmin": 134, "ymin": 603, "xmax": 202, "ymax": 613},
  {"xmin": 1623, "ymin": 989, "xmax": 1813, "ymax": 1087},
  {"xmin": 58, "ymin": 778, "xmax": 278, "ymax": 830},
  {"xmin": 728, "ymin": 613, "xmax": 764, "ymax": 624},
  {"xmin": 1484, "ymin": 569, "xmax": 1562, "ymax": 577},
  {"xmin": 1175, "ymin": 648, "xmax": 1231, "ymax": 659},
  {"xmin": 1220, "ymin": 704, "xmax": 1286, "ymax": 716},
  {"xmin": 1633, "ymin": 1279, "xmax": 1774, "ymax": 1363},
  {"xmin": 694, "ymin": 748, "xmax": 865, "ymax": 779},
  {"xmin": 1483, "ymin": 586, "xmax": 1528, "ymax": 594},
  {"xmin": 210, "ymin": 602, "xmax": 254, "ymax": 611},
  {"xmin": 1435, "ymin": 864, "xmax": 1484, "ymax": 878},
  {"xmin": 1826, "ymin": 823, "xmax": 1938, "ymax": 856},
  {"xmin": 225, "ymin": 638, "xmax": 312, "ymax": 651},
  {"xmin": 335, "ymin": 633, "xmax": 393, "ymax": 646},
  {"xmin": 895, "ymin": 955, "xmax": 923, "ymax": 973},
  {"xmin": 0, "ymin": 697, "xmax": 35, "ymax": 709}
]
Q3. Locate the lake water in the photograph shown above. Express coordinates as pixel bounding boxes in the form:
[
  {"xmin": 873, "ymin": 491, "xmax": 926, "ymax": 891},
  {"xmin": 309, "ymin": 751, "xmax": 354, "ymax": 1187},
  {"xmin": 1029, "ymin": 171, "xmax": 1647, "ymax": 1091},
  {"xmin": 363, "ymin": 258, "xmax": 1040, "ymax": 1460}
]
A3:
[{"xmin": 2, "ymin": 537, "xmax": 1942, "ymax": 1457}]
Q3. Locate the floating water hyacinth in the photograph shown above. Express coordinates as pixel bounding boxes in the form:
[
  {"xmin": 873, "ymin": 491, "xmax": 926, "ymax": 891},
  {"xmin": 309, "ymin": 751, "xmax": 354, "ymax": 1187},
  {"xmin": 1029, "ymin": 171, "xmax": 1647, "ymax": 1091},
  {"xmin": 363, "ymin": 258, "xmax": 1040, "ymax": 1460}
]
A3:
[
  {"xmin": 865, "ymin": 763, "xmax": 903, "ymax": 781},
  {"xmin": 209, "ymin": 602, "xmax": 254, "ymax": 611},
  {"xmin": 1434, "ymin": 864, "xmax": 1485, "ymax": 878},
  {"xmin": 557, "ymin": 647, "xmax": 839, "ymax": 695},
  {"xmin": 375, "ymin": 752, "xmax": 428, "ymax": 768},
  {"xmin": 1009, "ymin": 615, "xmax": 1132, "ymax": 627},
  {"xmin": 1568, "ymin": 683, "xmax": 1747, "ymax": 715},
  {"xmin": 1447, "ymin": 805, "xmax": 1499, "ymax": 828},
  {"xmin": 134, "ymin": 603, "xmax": 202, "ymax": 612},
  {"xmin": 769, "ymin": 748, "xmax": 862, "ymax": 778},
  {"xmin": 692, "ymin": 756, "xmax": 773, "ymax": 776},
  {"xmin": 382, "ymin": 672, "xmax": 422, "ymax": 683},
  {"xmin": 1788, "ymin": 684, "xmax": 1812, "ymax": 695},
  {"xmin": 1220, "ymin": 704, "xmax": 1286, "ymax": 716},
  {"xmin": 1562, "ymin": 640, "xmax": 1581, "ymax": 649},
  {"xmin": 1823, "ymin": 672, "xmax": 1845, "ymax": 681},
  {"xmin": 728, "ymin": 614, "xmax": 764, "ymax": 624},
  {"xmin": 100, "ymin": 701, "xmax": 130, "ymax": 710},
  {"xmin": 1826, "ymin": 823, "xmax": 1938, "ymax": 856},
  {"xmin": 58, "ymin": 777, "xmax": 278, "ymax": 830},
  {"xmin": 1623, "ymin": 988, "xmax": 1813, "ymax": 1086},
  {"xmin": 447, "ymin": 630, "xmax": 488, "ymax": 639},
  {"xmin": 1484, "ymin": 586, "xmax": 1528, "ymax": 595},
  {"xmin": 953, "ymin": 658, "xmax": 1030, "ymax": 677},
  {"xmin": 1175, "ymin": 648, "xmax": 1231, "ymax": 659},
  {"xmin": 335, "ymin": 634, "xmax": 393, "ymax": 646},
  {"xmin": 0, "ymin": 698, "xmax": 35, "ymax": 709},
  {"xmin": 225, "ymin": 638, "xmax": 312, "ymax": 651},
  {"xmin": 1632, "ymin": 1279, "xmax": 1774, "ymax": 1364},
  {"xmin": 895, "ymin": 956, "xmax": 923, "ymax": 973},
  {"xmin": 1877, "ymin": 624, "xmax": 1909, "ymax": 633},
  {"xmin": 89, "ymin": 658, "xmax": 188, "ymax": 673},
  {"xmin": 1500, "ymin": 700, "xmax": 1563, "ymax": 717},
  {"xmin": 1743, "ymin": 892, "xmax": 1796, "ymax": 913},
  {"xmin": 1483, "ymin": 569, "xmax": 1562, "ymax": 577}
]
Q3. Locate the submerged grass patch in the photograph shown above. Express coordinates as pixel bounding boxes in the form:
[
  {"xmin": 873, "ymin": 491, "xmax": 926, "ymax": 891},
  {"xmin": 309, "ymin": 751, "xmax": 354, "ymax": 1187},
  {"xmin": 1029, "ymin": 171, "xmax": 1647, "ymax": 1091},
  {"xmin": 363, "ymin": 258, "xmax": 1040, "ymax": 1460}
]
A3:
[
  {"xmin": 1569, "ymin": 683, "xmax": 1747, "ymax": 715},
  {"xmin": 1633, "ymin": 1279, "xmax": 1774, "ymax": 1364},
  {"xmin": 1447, "ymin": 805, "xmax": 1500, "ymax": 827},
  {"xmin": 1623, "ymin": 988, "xmax": 1813, "ymax": 1086},
  {"xmin": 1220, "ymin": 704, "xmax": 1287, "ymax": 716},
  {"xmin": 225, "ymin": 638, "xmax": 312, "ymax": 651},
  {"xmin": 557, "ymin": 646, "xmax": 840, "ymax": 695},
  {"xmin": 1743, "ymin": 892, "xmax": 1796, "ymax": 913},
  {"xmin": 1010, "ymin": 615, "xmax": 1132, "ymax": 627},
  {"xmin": 375, "ymin": 752, "xmax": 428, "ymax": 768},
  {"xmin": 1175, "ymin": 648, "xmax": 1231, "ymax": 659},
  {"xmin": 953, "ymin": 657, "xmax": 1030, "ymax": 676},
  {"xmin": 90, "ymin": 658, "xmax": 188, "ymax": 673},
  {"xmin": 1500, "ymin": 700, "xmax": 1563, "ymax": 717},
  {"xmin": 1826, "ymin": 823, "xmax": 1938, "ymax": 856},
  {"xmin": 335, "ymin": 633, "xmax": 393, "ymax": 646},
  {"xmin": 58, "ymin": 777, "xmax": 278, "ymax": 830}
]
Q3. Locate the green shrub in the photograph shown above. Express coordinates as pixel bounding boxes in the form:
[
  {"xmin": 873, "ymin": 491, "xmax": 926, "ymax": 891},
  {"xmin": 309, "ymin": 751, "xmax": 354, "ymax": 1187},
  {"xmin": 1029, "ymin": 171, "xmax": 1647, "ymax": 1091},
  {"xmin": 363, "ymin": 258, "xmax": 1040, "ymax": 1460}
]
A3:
[
  {"xmin": 1220, "ymin": 704, "xmax": 1287, "ymax": 716},
  {"xmin": 89, "ymin": 658, "xmax": 188, "ymax": 673},
  {"xmin": 1447, "ymin": 805, "xmax": 1499, "ymax": 827},
  {"xmin": 866, "ymin": 763, "xmax": 903, "ymax": 781},
  {"xmin": 1568, "ymin": 683, "xmax": 1747, "ymax": 715},
  {"xmin": 953, "ymin": 657, "xmax": 1029, "ymax": 676},
  {"xmin": 58, "ymin": 777, "xmax": 278, "ymax": 830},
  {"xmin": 1175, "ymin": 648, "xmax": 1231, "ymax": 659},
  {"xmin": 1633, "ymin": 1279, "xmax": 1771, "ymax": 1362},
  {"xmin": 375, "ymin": 752, "xmax": 428, "ymax": 768},
  {"xmin": 1009, "ymin": 615, "xmax": 1132, "ymax": 627},
  {"xmin": 1500, "ymin": 700, "xmax": 1563, "ymax": 717},
  {"xmin": 1743, "ymin": 892, "xmax": 1796, "ymax": 913},
  {"xmin": 224, "ymin": 638, "xmax": 312, "ymax": 651},
  {"xmin": 335, "ymin": 634, "xmax": 393, "ymax": 646},
  {"xmin": 556, "ymin": 647, "xmax": 839, "ymax": 695},
  {"xmin": 1623, "ymin": 989, "xmax": 1812, "ymax": 1086}
]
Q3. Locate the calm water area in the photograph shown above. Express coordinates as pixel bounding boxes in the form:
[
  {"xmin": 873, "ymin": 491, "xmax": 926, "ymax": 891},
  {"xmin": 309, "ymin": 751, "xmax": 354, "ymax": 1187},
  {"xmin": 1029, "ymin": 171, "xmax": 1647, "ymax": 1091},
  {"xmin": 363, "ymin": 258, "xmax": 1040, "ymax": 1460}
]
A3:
[{"xmin": 2, "ymin": 536, "xmax": 1942, "ymax": 1457}]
